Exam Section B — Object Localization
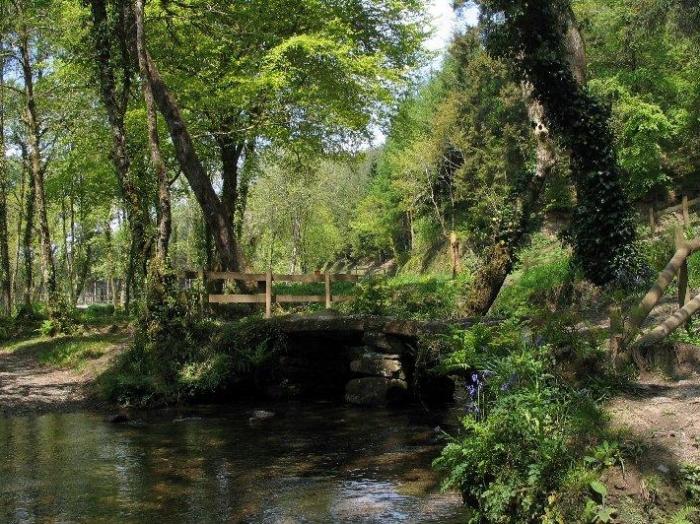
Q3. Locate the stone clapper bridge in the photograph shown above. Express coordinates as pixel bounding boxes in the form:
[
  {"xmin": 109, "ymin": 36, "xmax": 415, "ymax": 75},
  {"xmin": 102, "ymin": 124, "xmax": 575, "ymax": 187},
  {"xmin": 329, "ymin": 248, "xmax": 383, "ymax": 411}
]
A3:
[
  {"xmin": 260, "ymin": 312, "xmax": 476, "ymax": 407},
  {"xmin": 184, "ymin": 271, "xmax": 482, "ymax": 406},
  {"xmin": 183, "ymin": 270, "xmax": 475, "ymax": 407}
]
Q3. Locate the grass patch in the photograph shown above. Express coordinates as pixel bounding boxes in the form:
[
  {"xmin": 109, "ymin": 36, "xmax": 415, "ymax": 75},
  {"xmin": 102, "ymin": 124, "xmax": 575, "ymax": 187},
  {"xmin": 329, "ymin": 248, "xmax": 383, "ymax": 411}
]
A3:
[
  {"xmin": 492, "ymin": 234, "xmax": 574, "ymax": 318},
  {"xmin": 1, "ymin": 333, "xmax": 126, "ymax": 371},
  {"xmin": 37, "ymin": 334, "xmax": 126, "ymax": 370}
]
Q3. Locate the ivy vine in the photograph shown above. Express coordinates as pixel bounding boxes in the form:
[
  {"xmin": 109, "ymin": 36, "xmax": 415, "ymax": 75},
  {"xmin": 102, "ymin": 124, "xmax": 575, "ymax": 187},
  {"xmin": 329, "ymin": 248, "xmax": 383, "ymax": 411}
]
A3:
[{"xmin": 478, "ymin": 0, "xmax": 643, "ymax": 286}]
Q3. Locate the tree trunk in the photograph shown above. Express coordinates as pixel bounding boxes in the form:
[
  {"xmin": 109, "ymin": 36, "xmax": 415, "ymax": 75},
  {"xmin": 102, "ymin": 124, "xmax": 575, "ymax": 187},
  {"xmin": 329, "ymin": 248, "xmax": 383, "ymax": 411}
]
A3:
[
  {"xmin": 88, "ymin": 0, "xmax": 150, "ymax": 311},
  {"xmin": 74, "ymin": 244, "xmax": 93, "ymax": 303},
  {"xmin": 235, "ymin": 143, "xmax": 256, "ymax": 239},
  {"xmin": 61, "ymin": 195, "xmax": 75, "ymax": 305},
  {"xmin": 134, "ymin": 0, "xmax": 171, "ymax": 262},
  {"xmin": 464, "ymin": 94, "xmax": 556, "ymax": 316},
  {"xmin": 217, "ymin": 129, "xmax": 244, "ymax": 222},
  {"xmin": 464, "ymin": 17, "xmax": 587, "ymax": 316},
  {"xmin": 21, "ymin": 145, "xmax": 34, "ymax": 307},
  {"xmin": 0, "ymin": 49, "xmax": 11, "ymax": 313},
  {"xmin": 140, "ymin": 45, "xmax": 240, "ymax": 271},
  {"xmin": 19, "ymin": 29, "xmax": 58, "ymax": 314}
]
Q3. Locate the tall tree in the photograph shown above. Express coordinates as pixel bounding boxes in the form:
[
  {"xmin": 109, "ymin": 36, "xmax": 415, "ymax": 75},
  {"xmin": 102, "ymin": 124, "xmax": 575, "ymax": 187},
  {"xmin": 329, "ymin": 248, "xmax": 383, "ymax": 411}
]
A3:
[
  {"xmin": 133, "ymin": 0, "xmax": 425, "ymax": 271},
  {"xmin": 477, "ymin": 0, "xmax": 640, "ymax": 286},
  {"xmin": 133, "ymin": 0, "xmax": 170, "ymax": 262},
  {"xmin": 86, "ymin": 0, "xmax": 151, "ymax": 310},
  {"xmin": 18, "ymin": 23, "xmax": 58, "ymax": 313},
  {"xmin": 465, "ymin": 18, "xmax": 585, "ymax": 315},
  {"xmin": 20, "ymin": 142, "xmax": 34, "ymax": 306},
  {"xmin": 0, "ymin": 34, "xmax": 11, "ymax": 313}
]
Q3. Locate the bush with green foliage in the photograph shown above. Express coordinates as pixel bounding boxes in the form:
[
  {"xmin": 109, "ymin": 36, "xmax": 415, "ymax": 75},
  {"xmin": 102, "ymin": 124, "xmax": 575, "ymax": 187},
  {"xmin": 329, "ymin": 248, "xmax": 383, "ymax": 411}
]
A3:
[
  {"xmin": 492, "ymin": 235, "xmax": 574, "ymax": 318},
  {"xmin": 101, "ymin": 268, "xmax": 288, "ymax": 406},
  {"xmin": 433, "ymin": 320, "xmax": 608, "ymax": 523},
  {"xmin": 343, "ymin": 273, "xmax": 469, "ymax": 319}
]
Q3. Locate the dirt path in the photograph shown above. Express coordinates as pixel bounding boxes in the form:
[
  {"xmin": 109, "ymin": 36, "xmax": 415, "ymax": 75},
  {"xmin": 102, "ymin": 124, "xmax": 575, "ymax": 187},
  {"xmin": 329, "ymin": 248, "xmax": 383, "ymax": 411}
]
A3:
[
  {"xmin": 0, "ymin": 334, "xmax": 126, "ymax": 417},
  {"xmin": 603, "ymin": 372, "xmax": 700, "ymax": 521},
  {"xmin": 608, "ymin": 374, "xmax": 700, "ymax": 467}
]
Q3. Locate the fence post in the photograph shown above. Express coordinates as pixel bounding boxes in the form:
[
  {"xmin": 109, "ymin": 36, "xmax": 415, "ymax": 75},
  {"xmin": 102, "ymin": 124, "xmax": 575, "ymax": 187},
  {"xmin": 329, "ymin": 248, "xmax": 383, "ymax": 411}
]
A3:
[
  {"xmin": 265, "ymin": 271, "xmax": 272, "ymax": 319},
  {"xmin": 325, "ymin": 272, "xmax": 332, "ymax": 309},
  {"xmin": 679, "ymin": 259, "xmax": 690, "ymax": 308},
  {"xmin": 683, "ymin": 195, "xmax": 690, "ymax": 226},
  {"xmin": 649, "ymin": 207, "xmax": 656, "ymax": 234},
  {"xmin": 199, "ymin": 270, "xmax": 207, "ymax": 315}
]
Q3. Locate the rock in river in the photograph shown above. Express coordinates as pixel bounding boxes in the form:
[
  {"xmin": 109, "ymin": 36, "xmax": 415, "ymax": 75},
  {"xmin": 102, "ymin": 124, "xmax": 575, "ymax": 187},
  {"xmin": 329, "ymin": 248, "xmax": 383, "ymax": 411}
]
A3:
[{"xmin": 345, "ymin": 377, "xmax": 408, "ymax": 406}]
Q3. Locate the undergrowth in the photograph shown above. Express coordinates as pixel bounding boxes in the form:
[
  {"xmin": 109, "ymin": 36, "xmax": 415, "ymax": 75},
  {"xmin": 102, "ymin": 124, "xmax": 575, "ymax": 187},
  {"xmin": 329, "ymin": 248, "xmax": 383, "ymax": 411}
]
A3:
[
  {"xmin": 100, "ymin": 311, "xmax": 287, "ymax": 406},
  {"xmin": 432, "ymin": 318, "xmax": 644, "ymax": 523},
  {"xmin": 342, "ymin": 272, "xmax": 471, "ymax": 319}
]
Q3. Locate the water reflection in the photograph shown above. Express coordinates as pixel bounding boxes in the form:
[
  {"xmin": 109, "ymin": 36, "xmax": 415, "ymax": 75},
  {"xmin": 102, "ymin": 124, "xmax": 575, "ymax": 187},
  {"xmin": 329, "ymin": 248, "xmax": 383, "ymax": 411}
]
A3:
[{"xmin": 0, "ymin": 403, "xmax": 469, "ymax": 523}]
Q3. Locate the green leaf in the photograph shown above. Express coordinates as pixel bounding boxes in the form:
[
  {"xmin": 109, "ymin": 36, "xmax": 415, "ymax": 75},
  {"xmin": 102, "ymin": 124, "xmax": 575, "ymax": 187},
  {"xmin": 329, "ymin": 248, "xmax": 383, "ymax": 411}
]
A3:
[{"xmin": 589, "ymin": 480, "xmax": 608, "ymax": 498}]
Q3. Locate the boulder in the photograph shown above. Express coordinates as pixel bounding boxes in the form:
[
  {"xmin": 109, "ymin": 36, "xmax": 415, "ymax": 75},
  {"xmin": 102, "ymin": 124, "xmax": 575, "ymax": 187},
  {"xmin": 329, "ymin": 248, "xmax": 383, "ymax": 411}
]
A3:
[
  {"xmin": 344, "ymin": 377, "xmax": 408, "ymax": 406},
  {"xmin": 350, "ymin": 352, "xmax": 404, "ymax": 379}
]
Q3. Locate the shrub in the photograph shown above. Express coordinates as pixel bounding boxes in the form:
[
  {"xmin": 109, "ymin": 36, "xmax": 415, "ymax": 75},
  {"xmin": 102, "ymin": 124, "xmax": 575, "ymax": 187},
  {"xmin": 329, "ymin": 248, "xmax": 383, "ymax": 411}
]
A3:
[
  {"xmin": 344, "ymin": 273, "xmax": 470, "ymax": 319},
  {"xmin": 433, "ymin": 320, "xmax": 605, "ymax": 523},
  {"xmin": 492, "ymin": 235, "xmax": 574, "ymax": 318},
  {"xmin": 102, "ymin": 289, "xmax": 287, "ymax": 405}
]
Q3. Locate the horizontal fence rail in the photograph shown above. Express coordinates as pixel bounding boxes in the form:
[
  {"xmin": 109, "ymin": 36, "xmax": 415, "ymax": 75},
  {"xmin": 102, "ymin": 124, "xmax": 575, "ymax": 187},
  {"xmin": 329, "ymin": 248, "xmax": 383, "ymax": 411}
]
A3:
[
  {"xmin": 648, "ymin": 194, "xmax": 700, "ymax": 234},
  {"xmin": 181, "ymin": 271, "xmax": 359, "ymax": 318}
]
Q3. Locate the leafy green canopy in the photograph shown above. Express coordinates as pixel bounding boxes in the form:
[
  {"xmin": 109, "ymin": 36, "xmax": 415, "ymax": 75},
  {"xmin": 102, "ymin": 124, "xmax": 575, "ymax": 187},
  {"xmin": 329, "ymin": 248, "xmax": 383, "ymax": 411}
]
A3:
[
  {"xmin": 145, "ymin": 0, "xmax": 428, "ymax": 151},
  {"xmin": 577, "ymin": 0, "xmax": 700, "ymax": 199},
  {"xmin": 351, "ymin": 30, "xmax": 536, "ymax": 264}
]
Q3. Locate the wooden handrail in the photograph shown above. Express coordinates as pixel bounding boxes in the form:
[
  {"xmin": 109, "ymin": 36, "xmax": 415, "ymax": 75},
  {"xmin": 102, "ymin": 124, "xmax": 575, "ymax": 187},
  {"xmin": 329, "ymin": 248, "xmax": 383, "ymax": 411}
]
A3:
[
  {"xmin": 648, "ymin": 194, "xmax": 700, "ymax": 233},
  {"xmin": 180, "ymin": 271, "xmax": 360, "ymax": 284},
  {"xmin": 180, "ymin": 271, "xmax": 360, "ymax": 318}
]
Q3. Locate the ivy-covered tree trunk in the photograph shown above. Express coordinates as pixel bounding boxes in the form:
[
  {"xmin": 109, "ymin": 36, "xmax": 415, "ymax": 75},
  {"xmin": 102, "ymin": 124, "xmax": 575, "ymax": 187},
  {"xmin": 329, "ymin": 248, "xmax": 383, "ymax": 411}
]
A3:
[
  {"xmin": 464, "ymin": 95, "xmax": 554, "ymax": 315},
  {"xmin": 479, "ymin": 1, "xmax": 639, "ymax": 286},
  {"xmin": 88, "ymin": 0, "xmax": 151, "ymax": 311},
  {"xmin": 465, "ymin": 85, "xmax": 570, "ymax": 314}
]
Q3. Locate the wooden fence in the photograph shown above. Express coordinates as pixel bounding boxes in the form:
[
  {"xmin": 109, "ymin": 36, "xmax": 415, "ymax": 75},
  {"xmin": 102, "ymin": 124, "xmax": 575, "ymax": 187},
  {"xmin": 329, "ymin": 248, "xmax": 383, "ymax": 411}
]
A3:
[
  {"xmin": 648, "ymin": 195, "xmax": 700, "ymax": 234},
  {"xmin": 184, "ymin": 271, "xmax": 360, "ymax": 319}
]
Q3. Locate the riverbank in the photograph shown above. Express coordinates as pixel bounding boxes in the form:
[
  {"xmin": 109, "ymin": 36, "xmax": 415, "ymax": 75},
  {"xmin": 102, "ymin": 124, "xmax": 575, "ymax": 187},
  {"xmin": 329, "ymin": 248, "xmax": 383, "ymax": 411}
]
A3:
[
  {"xmin": 0, "ymin": 328, "xmax": 129, "ymax": 416},
  {"xmin": 1, "ymin": 317, "xmax": 699, "ymax": 523}
]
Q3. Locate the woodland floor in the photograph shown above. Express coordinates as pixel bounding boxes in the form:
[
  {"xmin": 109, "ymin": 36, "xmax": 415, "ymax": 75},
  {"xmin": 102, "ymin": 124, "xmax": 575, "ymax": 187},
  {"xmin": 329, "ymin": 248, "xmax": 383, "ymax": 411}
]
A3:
[
  {"xmin": 603, "ymin": 370, "xmax": 700, "ymax": 521},
  {"xmin": 0, "ymin": 329, "xmax": 127, "ymax": 417}
]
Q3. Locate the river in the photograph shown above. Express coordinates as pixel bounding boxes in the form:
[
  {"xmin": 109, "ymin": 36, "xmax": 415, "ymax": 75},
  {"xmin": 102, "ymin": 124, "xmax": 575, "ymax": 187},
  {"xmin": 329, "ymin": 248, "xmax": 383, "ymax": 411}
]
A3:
[{"xmin": 0, "ymin": 402, "xmax": 470, "ymax": 523}]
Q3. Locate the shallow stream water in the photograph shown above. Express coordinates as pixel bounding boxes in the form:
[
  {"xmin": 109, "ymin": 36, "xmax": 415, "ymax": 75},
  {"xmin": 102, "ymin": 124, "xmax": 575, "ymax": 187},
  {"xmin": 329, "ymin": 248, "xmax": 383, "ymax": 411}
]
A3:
[{"xmin": 0, "ymin": 402, "xmax": 469, "ymax": 523}]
